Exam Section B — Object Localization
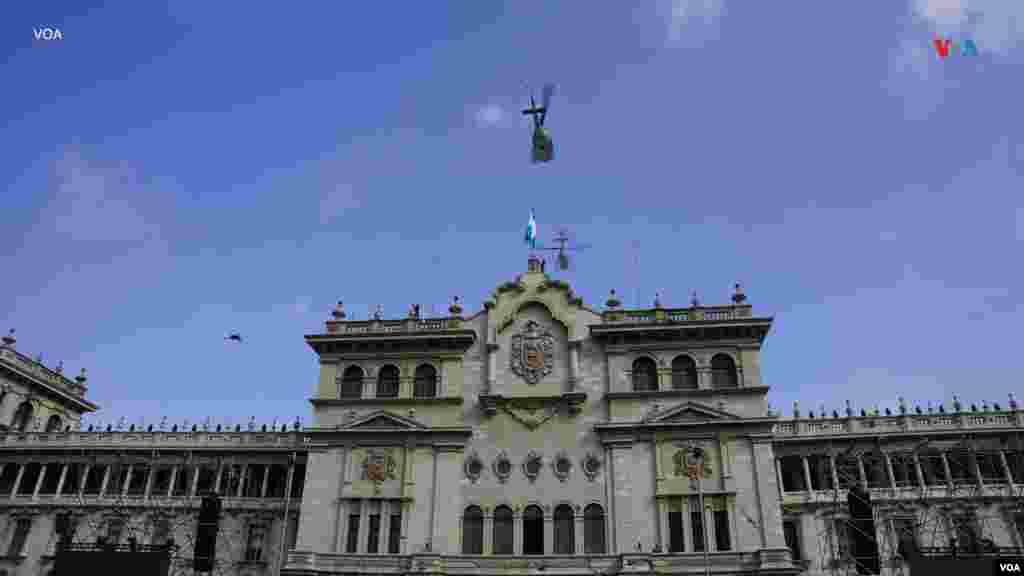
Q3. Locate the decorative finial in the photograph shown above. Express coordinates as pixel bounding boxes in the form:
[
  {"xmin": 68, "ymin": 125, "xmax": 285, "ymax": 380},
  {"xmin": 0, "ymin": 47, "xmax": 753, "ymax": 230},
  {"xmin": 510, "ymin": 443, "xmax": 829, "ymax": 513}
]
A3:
[
  {"xmin": 606, "ymin": 289, "xmax": 621, "ymax": 309},
  {"xmin": 248, "ymin": 416, "xmax": 256, "ymax": 431},
  {"xmin": 915, "ymin": 405, "xmax": 922, "ymax": 414},
  {"xmin": 860, "ymin": 408, "xmax": 867, "ymax": 417},
  {"xmin": 75, "ymin": 368, "xmax": 88, "ymax": 385},
  {"xmin": 927, "ymin": 401, "xmax": 933, "ymax": 414},
  {"xmin": 1, "ymin": 328, "xmax": 15, "ymax": 348},
  {"xmin": 331, "ymin": 301, "xmax": 346, "ymax": 320},
  {"xmin": 970, "ymin": 403, "xmax": 978, "ymax": 413},
  {"xmin": 203, "ymin": 417, "xmax": 211, "ymax": 431},
  {"xmin": 898, "ymin": 397, "xmax": 907, "ymax": 415},
  {"xmin": 845, "ymin": 399, "xmax": 853, "ymax": 417},
  {"xmin": 952, "ymin": 395, "xmax": 962, "ymax": 412},
  {"xmin": 34, "ymin": 353, "xmax": 43, "ymax": 363},
  {"xmin": 982, "ymin": 400, "xmax": 989, "ymax": 412},
  {"xmin": 449, "ymin": 296, "xmax": 463, "ymax": 316},
  {"xmin": 731, "ymin": 282, "xmax": 747, "ymax": 304},
  {"xmin": 55, "ymin": 361, "xmax": 64, "ymax": 374},
  {"xmin": 690, "ymin": 290, "xmax": 700, "ymax": 307},
  {"xmin": 874, "ymin": 404, "xmax": 881, "ymax": 417},
  {"xmin": 819, "ymin": 403, "xmax": 826, "ymax": 418},
  {"xmin": 832, "ymin": 409, "xmax": 839, "ymax": 418},
  {"xmin": 653, "ymin": 292, "xmax": 662, "ymax": 309},
  {"xmin": 938, "ymin": 403, "xmax": 945, "ymax": 414},
  {"xmin": 1010, "ymin": 393, "xmax": 1018, "ymax": 411},
  {"xmin": 293, "ymin": 416, "xmax": 301, "ymax": 430},
  {"xmin": 409, "ymin": 304, "xmax": 420, "ymax": 319},
  {"xmin": 117, "ymin": 416, "xmax": 126, "ymax": 431},
  {"xmin": 994, "ymin": 402, "xmax": 1002, "ymax": 411},
  {"xmin": 793, "ymin": 400, "xmax": 800, "ymax": 419},
  {"xmin": 159, "ymin": 416, "xmax": 167, "ymax": 431},
  {"xmin": 373, "ymin": 304, "xmax": 384, "ymax": 320},
  {"xmin": 884, "ymin": 407, "xmax": 892, "ymax": 416}
]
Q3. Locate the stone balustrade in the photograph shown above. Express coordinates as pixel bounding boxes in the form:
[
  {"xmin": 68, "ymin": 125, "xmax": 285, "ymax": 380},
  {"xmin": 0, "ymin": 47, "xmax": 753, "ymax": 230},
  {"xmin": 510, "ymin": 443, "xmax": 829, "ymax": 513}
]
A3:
[
  {"xmin": 0, "ymin": 347, "xmax": 88, "ymax": 398},
  {"xmin": 773, "ymin": 411, "xmax": 1024, "ymax": 438},
  {"xmin": 325, "ymin": 317, "xmax": 462, "ymax": 335},
  {"xmin": 0, "ymin": 430, "xmax": 309, "ymax": 449},
  {"xmin": 601, "ymin": 305, "xmax": 754, "ymax": 324}
]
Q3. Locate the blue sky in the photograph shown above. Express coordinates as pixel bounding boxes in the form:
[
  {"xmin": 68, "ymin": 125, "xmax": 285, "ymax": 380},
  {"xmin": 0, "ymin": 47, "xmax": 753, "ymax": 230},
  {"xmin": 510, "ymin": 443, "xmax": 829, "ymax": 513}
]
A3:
[{"xmin": 1, "ymin": 1, "xmax": 1022, "ymax": 429}]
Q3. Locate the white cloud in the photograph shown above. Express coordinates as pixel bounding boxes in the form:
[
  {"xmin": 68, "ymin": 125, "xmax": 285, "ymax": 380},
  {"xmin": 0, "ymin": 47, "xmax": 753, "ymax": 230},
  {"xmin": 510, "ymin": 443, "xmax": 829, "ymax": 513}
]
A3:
[
  {"xmin": 910, "ymin": 0, "xmax": 1024, "ymax": 54},
  {"xmin": 473, "ymin": 104, "xmax": 504, "ymax": 128},
  {"xmin": 665, "ymin": 0, "xmax": 725, "ymax": 44},
  {"xmin": 46, "ymin": 147, "xmax": 164, "ymax": 246},
  {"xmin": 318, "ymin": 181, "xmax": 361, "ymax": 225}
]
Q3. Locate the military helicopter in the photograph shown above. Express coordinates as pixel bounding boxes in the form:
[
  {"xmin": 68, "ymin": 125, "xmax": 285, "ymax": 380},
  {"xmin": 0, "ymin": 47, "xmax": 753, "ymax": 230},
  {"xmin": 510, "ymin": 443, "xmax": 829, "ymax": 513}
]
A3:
[
  {"xmin": 536, "ymin": 227, "xmax": 590, "ymax": 271},
  {"xmin": 522, "ymin": 83, "xmax": 555, "ymax": 163}
]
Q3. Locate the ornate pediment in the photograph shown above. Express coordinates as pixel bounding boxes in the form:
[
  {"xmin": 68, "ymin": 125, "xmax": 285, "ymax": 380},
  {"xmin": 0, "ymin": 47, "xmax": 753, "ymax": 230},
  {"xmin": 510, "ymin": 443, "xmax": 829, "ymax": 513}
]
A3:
[
  {"xmin": 647, "ymin": 401, "xmax": 740, "ymax": 423},
  {"xmin": 341, "ymin": 410, "xmax": 425, "ymax": 430}
]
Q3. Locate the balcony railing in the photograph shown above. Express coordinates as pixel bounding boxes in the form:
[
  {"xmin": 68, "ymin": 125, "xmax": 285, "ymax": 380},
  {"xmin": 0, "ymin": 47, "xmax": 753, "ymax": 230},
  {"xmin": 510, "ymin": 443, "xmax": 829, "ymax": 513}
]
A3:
[
  {"xmin": 773, "ymin": 412, "xmax": 1024, "ymax": 438},
  {"xmin": 0, "ymin": 430, "xmax": 308, "ymax": 448},
  {"xmin": 601, "ymin": 305, "xmax": 754, "ymax": 324},
  {"xmin": 325, "ymin": 317, "xmax": 462, "ymax": 335}
]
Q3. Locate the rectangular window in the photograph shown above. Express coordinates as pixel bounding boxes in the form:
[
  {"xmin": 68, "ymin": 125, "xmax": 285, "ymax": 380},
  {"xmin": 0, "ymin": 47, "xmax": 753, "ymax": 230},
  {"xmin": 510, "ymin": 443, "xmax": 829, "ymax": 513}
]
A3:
[
  {"xmin": 151, "ymin": 519, "xmax": 171, "ymax": 547},
  {"xmin": 245, "ymin": 523, "xmax": 266, "ymax": 562},
  {"xmin": 82, "ymin": 465, "xmax": 104, "ymax": 495},
  {"xmin": 367, "ymin": 514, "xmax": 381, "ymax": 553},
  {"xmin": 690, "ymin": 497, "xmax": 705, "ymax": 552},
  {"xmin": 290, "ymin": 463, "xmax": 306, "ymax": 498},
  {"xmin": 127, "ymin": 464, "xmax": 150, "ymax": 495},
  {"xmin": 783, "ymin": 520, "xmax": 802, "ymax": 562},
  {"xmin": 808, "ymin": 455, "xmax": 834, "ymax": 491},
  {"xmin": 1005, "ymin": 451, "xmax": 1024, "ymax": 483},
  {"xmin": 346, "ymin": 504, "xmax": 361, "ymax": 553},
  {"xmin": 17, "ymin": 463, "xmax": 42, "ymax": 495},
  {"xmin": 38, "ymin": 463, "xmax": 62, "ymax": 495},
  {"xmin": 7, "ymin": 518, "xmax": 31, "ymax": 556},
  {"xmin": 172, "ymin": 466, "xmax": 193, "ymax": 497},
  {"xmin": 389, "ymin": 512, "xmax": 402, "ymax": 554},
  {"xmin": 713, "ymin": 502, "xmax": 731, "ymax": 551},
  {"xmin": 0, "ymin": 464, "xmax": 19, "ymax": 494},
  {"xmin": 52, "ymin": 513, "xmax": 77, "ymax": 554},
  {"xmin": 892, "ymin": 518, "xmax": 917, "ymax": 557},
  {"xmin": 864, "ymin": 453, "xmax": 888, "ymax": 489},
  {"xmin": 62, "ymin": 463, "xmax": 84, "ymax": 495},
  {"xmin": 889, "ymin": 453, "xmax": 916, "ymax": 487},
  {"xmin": 107, "ymin": 518, "xmax": 125, "ymax": 545},
  {"xmin": 266, "ymin": 465, "xmax": 287, "ymax": 498},
  {"xmin": 946, "ymin": 450, "xmax": 974, "ymax": 485},
  {"xmin": 977, "ymin": 451, "xmax": 1006, "ymax": 483},
  {"xmin": 151, "ymin": 467, "xmax": 173, "ymax": 496},
  {"xmin": 243, "ymin": 464, "xmax": 265, "ymax": 497},
  {"xmin": 196, "ymin": 465, "xmax": 217, "ymax": 495},
  {"xmin": 779, "ymin": 456, "xmax": 806, "ymax": 492},
  {"xmin": 919, "ymin": 450, "xmax": 946, "ymax": 486},
  {"xmin": 668, "ymin": 498, "xmax": 684, "ymax": 553}
]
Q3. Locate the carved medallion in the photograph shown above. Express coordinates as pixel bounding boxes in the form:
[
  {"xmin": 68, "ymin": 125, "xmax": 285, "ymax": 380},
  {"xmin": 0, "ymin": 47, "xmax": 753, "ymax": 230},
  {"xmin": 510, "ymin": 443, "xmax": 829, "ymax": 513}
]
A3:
[
  {"xmin": 673, "ymin": 445, "xmax": 713, "ymax": 479},
  {"xmin": 510, "ymin": 320, "xmax": 555, "ymax": 385},
  {"xmin": 362, "ymin": 449, "xmax": 397, "ymax": 484}
]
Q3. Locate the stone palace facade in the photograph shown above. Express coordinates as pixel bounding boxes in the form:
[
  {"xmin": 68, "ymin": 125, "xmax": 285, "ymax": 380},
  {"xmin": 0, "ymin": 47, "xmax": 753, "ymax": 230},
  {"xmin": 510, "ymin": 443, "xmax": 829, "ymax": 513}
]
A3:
[{"xmin": 1, "ymin": 256, "xmax": 1022, "ymax": 576}]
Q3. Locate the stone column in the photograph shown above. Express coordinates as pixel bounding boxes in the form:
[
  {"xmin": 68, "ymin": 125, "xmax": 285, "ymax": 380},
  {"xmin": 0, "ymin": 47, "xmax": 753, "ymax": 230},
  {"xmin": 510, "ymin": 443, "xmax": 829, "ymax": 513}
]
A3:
[
  {"xmin": 829, "ymin": 455, "xmax": 839, "ymax": 490},
  {"xmin": 358, "ymin": 499, "xmax": 370, "ymax": 553},
  {"xmin": 261, "ymin": 465, "xmax": 270, "ymax": 498},
  {"xmin": 144, "ymin": 465, "xmax": 155, "ymax": 499},
  {"xmin": 168, "ymin": 466, "xmax": 178, "ymax": 498},
  {"xmin": 802, "ymin": 456, "xmax": 813, "ymax": 493},
  {"xmin": 122, "ymin": 465, "xmax": 134, "ymax": 497},
  {"xmin": 79, "ymin": 465, "xmax": 91, "ymax": 498},
  {"xmin": 544, "ymin": 507, "xmax": 554, "ymax": 555},
  {"xmin": 486, "ymin": 342, "xmax": 498, "ymax": 394},
  {"xmin": 1000, "ymin": 451, "xmax": 1014, "ymax": 487},
  {"xmin": 483, "ymin": 508, "xmax": 493, "ymax": 555},
  {"xmin": 514, "ymin": 508, "xmax": 523, "ymax": 554},
  {"xmin": 190, "ymin": 466, "xmax": 200, "ymax": 497},
  {"xmin": 569, "ymin": 342, "xmax": 580, "ymax": 390},
  {"xmin": 55, "ymin": 464, "xmax": 69, "ymax": 497},
  {"xmin": 33, "ymin": 464, "xmax": 47, "ymax": 498},
  {"xmin": 752, "ymin": 441, "xmax": 786, "ymax": 548},
  {"xmin": 575, "ymin": 507, "xmax": 585, "ymax": 555},
  {"xmin": 10, "ymin": 464, "xmax": 24, "ymax": 497},
  {"xmin": 912, "ymin": 453, "xmax": 925, "ymax": 488},
  {"xmin": 856, "ymin": 456, "xmax": 867, "ymax": 491},
  {"xmin": 940, "ymin": 453, "xmax": 953, "ymax": 486},
  {"xmin": 883, "ymin": 452, "xmax": 895, "ymax": 489},
  {"xmin": 99, "ymin": 464, "xmax": 111, "ymax": 497},
  {"xmin": 775, "ymin": 459, "xmax": 785, "ymax": 494},
  {"xmin": 237, "ymin": 465, "xmax": 247, "ymax": 498},
  {"xmin": 214, "ymin": 463, "xmax": 224, "ymax": 494},
  {"xmin": 656, "ymin": 498, "xmax": 668, "ymax": 553},
  {"xmin": 698, "ymin": 367, "xmax": 712, "ymax": 390},
  {"xmin": 382, "ymin": 501, "xmax": 393, "ymax": 555}
]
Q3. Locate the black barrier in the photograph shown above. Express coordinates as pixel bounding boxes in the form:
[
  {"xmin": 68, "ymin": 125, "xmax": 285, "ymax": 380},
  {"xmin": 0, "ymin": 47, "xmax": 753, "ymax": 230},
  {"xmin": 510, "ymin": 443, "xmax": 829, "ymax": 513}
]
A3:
[
  {"xmin": 54, "ymin": 549, "xmax": 171, "ymax": 576},
  {"xmin": 906, "ymin": 556, "xmax": 1024, "ymax": 576}
]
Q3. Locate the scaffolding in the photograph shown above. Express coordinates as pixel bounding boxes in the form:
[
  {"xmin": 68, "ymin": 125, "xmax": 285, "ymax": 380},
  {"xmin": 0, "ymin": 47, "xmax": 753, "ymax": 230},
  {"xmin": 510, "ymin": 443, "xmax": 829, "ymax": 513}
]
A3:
[{"xmin": 810, "ymin": 431, "xmax": 1024, "ymax": 576}]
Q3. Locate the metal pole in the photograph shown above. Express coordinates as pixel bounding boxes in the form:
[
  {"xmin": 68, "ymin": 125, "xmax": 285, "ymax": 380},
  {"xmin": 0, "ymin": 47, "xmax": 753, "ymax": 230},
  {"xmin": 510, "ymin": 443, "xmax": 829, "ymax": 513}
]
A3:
[{"xmin": 277, "ymin": 452, "xmax": 296, "ymax": 576}]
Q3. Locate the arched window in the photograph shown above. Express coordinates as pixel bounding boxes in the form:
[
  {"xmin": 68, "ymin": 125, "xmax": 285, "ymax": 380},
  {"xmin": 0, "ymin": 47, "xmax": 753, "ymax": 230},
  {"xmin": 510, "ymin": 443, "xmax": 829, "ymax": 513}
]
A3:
[
  {"xmin": 493, "ymin": 506, "xmax": 514, "ymax": 555},
  {"xmin": 462, "ymin": 506, "xmax": 483, "ymax": 554},
  {"xmin": 414, "ymin": 364, "xmax": 437, "ymax": 398},
  {"xmin": 12, "ymin": 402, "xmax": 33, "ymax": 432},
  {"xmin": 584, "ymin": 504, "xmax": 606, "ymax": 554},
  {"xmin": 554, "ymin": 504, "xmax": 575, "ymax": 554},
  {"xmin": 631, "ymin": 357, "xmax": 658, "ymax": 391},
  {"xmin": 710, "ymin": 354, "xmax": 738, "ymax": 389},
  {"xmin": 45, "ymin": 415, "xmax": 63, "ymax": 433},
  {"xmin": 340, "ymin": 366, "xmax": 364, "ymax": 399},
  {"xmin": 671, "ymin": 355, "xmax": 698, "ymax": 390},
  {"xmin": 377, "ymin": 365, "xmax": 399, "ymax": 398},
  {"xmin": 523, "ymin": 505, "xmax": 544, "ymax": 555}
]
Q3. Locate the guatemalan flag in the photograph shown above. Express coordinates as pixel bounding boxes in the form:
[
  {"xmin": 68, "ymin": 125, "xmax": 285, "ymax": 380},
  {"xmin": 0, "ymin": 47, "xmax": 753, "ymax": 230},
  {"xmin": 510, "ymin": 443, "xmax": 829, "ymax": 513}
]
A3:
[{"xmin": 524, "ymin": 210, "xmax": 537, "ymax": 249}]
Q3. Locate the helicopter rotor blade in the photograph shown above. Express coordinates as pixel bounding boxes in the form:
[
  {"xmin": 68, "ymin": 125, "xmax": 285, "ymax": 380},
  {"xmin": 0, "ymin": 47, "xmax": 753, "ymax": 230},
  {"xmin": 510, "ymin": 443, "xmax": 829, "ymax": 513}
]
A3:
[{"xmin": 542, "ymin": 83, "xmax": 555, "ymax": 111}]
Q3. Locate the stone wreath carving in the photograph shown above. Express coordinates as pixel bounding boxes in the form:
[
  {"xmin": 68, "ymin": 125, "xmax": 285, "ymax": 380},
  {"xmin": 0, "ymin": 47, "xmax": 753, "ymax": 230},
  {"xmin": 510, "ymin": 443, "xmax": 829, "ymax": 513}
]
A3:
[
  {"xmin": 493, "ymin": 452, "xmax": 513, "ymax": 484},
  {"xmin": 582, "ymin": 453, "xmax": 602, "ymax": 481},
  {"xmin": 465, "ymin": 453, "xmax": 484, "ymax": 483},
  {"xmin": 522, "ymin": 451, "xmax": 543, "ymax": 482},
  {"xmin": 552, "ymin": 452, "xmax": 572, "ymax": 482},
  {"xmin": 510, "ymin": 320, "xmax": 555, "ymax": 385}
]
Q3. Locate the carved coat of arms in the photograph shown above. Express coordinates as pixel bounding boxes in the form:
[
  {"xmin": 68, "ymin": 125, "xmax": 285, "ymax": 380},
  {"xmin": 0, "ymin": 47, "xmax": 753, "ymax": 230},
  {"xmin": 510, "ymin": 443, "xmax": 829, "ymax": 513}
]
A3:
[
  {"xmin": 362, "ymin": 449, "xmax": 397, "ymax": 483},
  {"xmin": 673, "ymin": 446, "xmax": 713, "ymax": 480},
  {"xmin": 510, "ymin": 320, "xmax": 555, "ymax": 385}
]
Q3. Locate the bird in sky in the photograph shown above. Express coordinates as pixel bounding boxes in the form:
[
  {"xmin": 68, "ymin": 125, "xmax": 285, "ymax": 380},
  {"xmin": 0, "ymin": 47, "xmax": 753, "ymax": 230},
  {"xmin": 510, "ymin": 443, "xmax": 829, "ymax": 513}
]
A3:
[{"xmin": 225, "ymin": 333, "xmax": 243, "ymax": 343}]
